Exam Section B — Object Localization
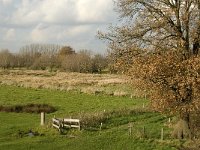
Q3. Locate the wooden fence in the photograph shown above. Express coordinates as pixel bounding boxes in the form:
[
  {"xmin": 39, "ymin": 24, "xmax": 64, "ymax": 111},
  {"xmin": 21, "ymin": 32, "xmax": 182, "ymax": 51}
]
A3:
[{"xmin": 52, "ymin": 118, "xmax": 81, "ymax": 131}]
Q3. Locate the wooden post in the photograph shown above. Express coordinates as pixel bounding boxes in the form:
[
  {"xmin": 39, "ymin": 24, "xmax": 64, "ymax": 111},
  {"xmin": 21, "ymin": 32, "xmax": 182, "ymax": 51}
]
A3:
[
  {"xmin": 100, "ymin": 123, "xmax": 103, "ymax": 131},
  {"xmin": 161, "ymin": 128, "xmax": 164, "ymax": 140},
  {"xmin": 41, "ymin": 112, "xmax": 45, "ymax": 126},
  {"xmin": 78, "ymin": 121, "xmax": 81, "ymax": 131},
  {"xmin": 128, "ymin": 123, "xmax": 133, "ymax": 136},
  {"xmin": 144, "ymin": 90, "xmax": 147, "ymax": 99},
  {"xmin": 168, "ymin": 118, "xmax": 171, "ymax": 123},
  {"xmin": 143, "ymin": 126, "xmax": 146, "ymax": 138},
  {"xmin": 143, "ymin": 103, "xmax": 145, "ymax": 108}
]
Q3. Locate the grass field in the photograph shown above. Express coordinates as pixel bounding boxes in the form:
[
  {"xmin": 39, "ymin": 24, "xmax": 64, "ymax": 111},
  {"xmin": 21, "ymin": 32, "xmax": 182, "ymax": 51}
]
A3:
[{"xmin": 0, "ymin": 84, "xmax": 183, "ymax": 150}]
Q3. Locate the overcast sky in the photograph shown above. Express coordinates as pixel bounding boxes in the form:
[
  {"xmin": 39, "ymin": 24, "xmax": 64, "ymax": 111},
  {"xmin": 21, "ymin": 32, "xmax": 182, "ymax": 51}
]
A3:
[{"xmin": 0, "ymin": 0, "xmax": 117, "ymax": 54}]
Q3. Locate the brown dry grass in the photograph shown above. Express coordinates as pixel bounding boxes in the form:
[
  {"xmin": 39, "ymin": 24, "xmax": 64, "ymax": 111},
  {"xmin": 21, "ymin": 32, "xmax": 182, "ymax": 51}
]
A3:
[{"xmin": 0, "ymin": 69, "xmax": 134, "ymax": 96}]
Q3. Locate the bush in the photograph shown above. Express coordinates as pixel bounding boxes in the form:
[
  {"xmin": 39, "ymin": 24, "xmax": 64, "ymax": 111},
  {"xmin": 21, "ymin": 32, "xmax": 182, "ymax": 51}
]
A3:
[
  {"xmin": 0, "ymin": 104, "xmax": 56, "ymax": 113},
  {"xmin": 78, "ymin": 108, "xmax": 149, "ymax": 128}
]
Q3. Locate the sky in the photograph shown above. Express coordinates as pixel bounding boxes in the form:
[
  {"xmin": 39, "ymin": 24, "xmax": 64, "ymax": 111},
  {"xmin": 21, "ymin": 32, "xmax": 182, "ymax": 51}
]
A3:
[{"xmin": 0, "ymin": 0, "xmax": 117, "ymax": 54}]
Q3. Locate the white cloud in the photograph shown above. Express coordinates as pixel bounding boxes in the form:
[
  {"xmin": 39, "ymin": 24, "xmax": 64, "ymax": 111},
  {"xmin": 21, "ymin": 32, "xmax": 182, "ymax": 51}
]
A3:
[
  {"xmin": 3, "ymin": 28, "xmax": 15, "ymax": 41},
  {"xmin": 30, "ymin": 24, "xmax": 52, "ymax": 42},
  {"xmin": 10, "ymin": 0, "xmax": 43, "ymax": 26},
  {"xmin": 59, "ymin": 25, "xmax": 91, "ymax": 38},
  {"xmin": 10, "ymin": 0, "xmax": 115, "ymax": 26},
  {"xmin": 9, "ymin": 0, "xmax": 76, "ymax": 26},
  {"xmin": 41, "ymin": 0, "xmax": 77, "ymax": 24},
  {"xmin": 0, "ymin": 0, "xmax": 117, "ymax": 53},
  {"xmin": 0, "ymin": 0, "xmax": 12, "ymax": 6},
  {"xmin": 30, "ymin": 23, "xmax": 91, "ymax": 43},
  {"xmin": 76, "ymin": 0, "xmax": 114, "ymax": 23}
]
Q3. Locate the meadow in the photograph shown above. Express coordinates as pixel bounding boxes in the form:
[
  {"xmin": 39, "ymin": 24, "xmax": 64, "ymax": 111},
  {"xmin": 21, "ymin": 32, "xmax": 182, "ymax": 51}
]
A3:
[
  {"xmin": 0, "ymin": 69, "xmax": 143, "ymax": 97},
  {"xmin": 0, "ymin": 70, "xmax": 184, "ymax": 150}
]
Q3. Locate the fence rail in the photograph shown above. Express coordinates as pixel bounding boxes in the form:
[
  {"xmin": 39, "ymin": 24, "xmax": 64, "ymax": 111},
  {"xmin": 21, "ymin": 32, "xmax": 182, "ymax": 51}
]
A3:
[{"xmin": 52, "ymin": 118, "xmax": 81, "ymax": 131}]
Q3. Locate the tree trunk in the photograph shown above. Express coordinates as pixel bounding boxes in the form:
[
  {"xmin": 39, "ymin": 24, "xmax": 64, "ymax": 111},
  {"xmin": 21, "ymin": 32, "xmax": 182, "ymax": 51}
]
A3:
[
  {"xmin": 192, "ymin": 0, "xmax": 200, "ymax": 55},
  {"xmin": 172, "ymin": 112, "xmax": 192, "ymax": 139}
]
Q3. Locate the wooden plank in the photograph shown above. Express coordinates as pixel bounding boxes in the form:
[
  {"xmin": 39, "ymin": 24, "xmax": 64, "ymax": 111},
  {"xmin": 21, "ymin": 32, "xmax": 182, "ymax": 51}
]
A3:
[
  {"xmin": 63, "ymin": 124, "xmax": 80, "ymax": 130},
  {"xmin": 63, "ymin": 118, "xmax": 80, "ymax": 123},
  {"xmin": 52, "ymin": 124, "xmax": 60, "ymax": 129},
  {"xmin": 70, "ymin": 125, "xmax": 80, "ymax": 128},
  {"xmin": 63, "ymin": 124, "xmax": 80, "ymax": 128},
  {"xmin": 52, "ymin": 118, "xmax": 61, "ymax": 124},
  {"xmin": 63, "ymin": 124, "xmax": 71, "ymax": 128}
]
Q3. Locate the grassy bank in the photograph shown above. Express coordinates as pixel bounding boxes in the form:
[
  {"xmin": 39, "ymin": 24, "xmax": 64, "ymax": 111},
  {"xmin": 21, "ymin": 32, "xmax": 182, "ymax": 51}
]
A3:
[{"xmin": 0, "ymin": 85, "xmax": 181, "ymax": 149}]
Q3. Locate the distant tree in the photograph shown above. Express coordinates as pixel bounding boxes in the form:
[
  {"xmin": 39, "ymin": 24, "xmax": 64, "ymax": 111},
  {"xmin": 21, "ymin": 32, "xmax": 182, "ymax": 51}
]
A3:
[
  {"xmin": 91, "ymin": 54, "xmax": 108, "ymax": 73},
  {"xmin": 61, "ymin": 54, "xmax": 80, "ymax": 72},
  {"xmin": 19, "ymin": 44, "xmax": 61, "ymax": 69},
  {"xmin": 0, "ymin": 49, "xmax": 14, "ymax": 69},
  {"xmin": 78, "ymin": 50, "xmax": 93, "ymax": 73},
  {"xmin": 61, "ymin": 50, "xmax": 93, "ymax": 73},
  {"xmin": 31, "ymin": 55, "xmax": 59, "ymax": 71},
  {"xmin": 57, "ymin": 46, "xmax": 76, "ymax": 68},
  {"xmin": 58, "ymin": 46, "xmax": 75, "ymax": 56}
]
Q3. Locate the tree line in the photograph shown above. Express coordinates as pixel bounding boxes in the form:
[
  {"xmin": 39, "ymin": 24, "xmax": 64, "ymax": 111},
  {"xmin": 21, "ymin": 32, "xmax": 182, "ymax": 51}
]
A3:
[{"xmin": 0, "ymin": 44, "xmax": 108, "ymax": 73}]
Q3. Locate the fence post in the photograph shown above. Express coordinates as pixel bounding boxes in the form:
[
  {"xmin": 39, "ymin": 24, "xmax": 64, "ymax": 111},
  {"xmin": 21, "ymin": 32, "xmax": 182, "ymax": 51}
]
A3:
[
  {"xmin": 128, "ymin": 123, "xmax": 133, "ymax": 136},
  {"xmin": 144, "ymin": 90, "xmax": 147, "ymax": 99},
  {"xmin": 100, "ymin": 123, "xmax": 103, "ymax": 131},
  {"xmin": 143, "ymin": 103, "xmax": 145, "ymax": 108},
  {"xmin": 161, "ymin": 128, "xmax": 164, "ymax": 140},
  {"xmin": 143, "ymin": 126, "xmax": 146, "ymax": 138},
  {"xmin": 41, "ymin": 112, "xmax": 45, "ymax": 126},
  {"xmin": 168, "ymin": 118, "xmax": 171, "ymax": 123}
]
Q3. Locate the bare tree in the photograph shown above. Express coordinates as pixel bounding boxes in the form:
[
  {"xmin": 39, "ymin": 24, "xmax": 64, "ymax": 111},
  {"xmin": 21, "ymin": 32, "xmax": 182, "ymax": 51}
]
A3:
[
  {"xmin": 57, "ymin": 46, "xmax": 76, "ymax": 68},
  {"xmin": 0, "ymin": 49, "xmax": 14, "ymax": 69},
  {"xmin": 19, "ymin": 44, "xmax": 61, "ymax": 69},
  {"xmin": 78, "ymin": 50, "xmax": 93, "ymax": 73},
  {"xmin": 61, "ymin": 54, "xmax": 80, "ymax": 72},
  {"xmin": 91, "ymin": 54, "xmax": 108, "ymax": 73},
  {"xmin": 61, "ymin": 50, "xmax": 93, "ymax": 73},
  {"xmin": 99, "ymin": 0, "xmax": 200, "ymax": 58}
]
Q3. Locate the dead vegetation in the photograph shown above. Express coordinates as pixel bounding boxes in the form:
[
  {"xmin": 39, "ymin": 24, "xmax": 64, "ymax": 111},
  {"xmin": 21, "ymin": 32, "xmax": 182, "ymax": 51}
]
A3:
[
  {"xmin": 0, "ymin": 69, "xmax": 134, "ymax": 97},
  {"xmin": 73, "ymin": 107, "xmax": 150, "ymax": 128}
]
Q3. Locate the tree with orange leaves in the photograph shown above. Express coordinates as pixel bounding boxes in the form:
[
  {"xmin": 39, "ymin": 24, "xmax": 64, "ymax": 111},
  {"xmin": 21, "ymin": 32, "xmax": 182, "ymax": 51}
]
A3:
[{"xmin": 99, "ymin": 0, "xmax": 200, "ymax": 139}]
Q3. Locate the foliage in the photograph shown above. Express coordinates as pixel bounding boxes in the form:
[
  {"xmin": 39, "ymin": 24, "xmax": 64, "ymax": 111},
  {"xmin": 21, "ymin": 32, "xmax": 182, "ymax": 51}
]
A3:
[
  {"xmin": 58, "ymin": 46, "xmax": 75, "ymax": 56},
  {"xmin": 131, "ymin": 51, "xmax": 200, "ymax": 114}
]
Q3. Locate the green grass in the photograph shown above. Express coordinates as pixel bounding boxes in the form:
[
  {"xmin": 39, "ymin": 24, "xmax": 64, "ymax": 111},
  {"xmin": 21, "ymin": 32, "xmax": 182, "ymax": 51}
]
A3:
[
  {"xmin": 0, "ymin": 85, "xmax": 146, "ymax": 114},
  {"xmin": 0, "ymin": 85, "xmax": 179, "ymax": 150}
]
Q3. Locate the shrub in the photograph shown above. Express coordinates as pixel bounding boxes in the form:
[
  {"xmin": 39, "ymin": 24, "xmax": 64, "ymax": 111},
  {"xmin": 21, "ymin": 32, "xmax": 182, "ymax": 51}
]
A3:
[
  {"xmin": 0, "ymin": 104, "xmax": 56, "ymax": 114},
  {"xmin": 78, "ymin": 108, "xmax": 149, "ymax": 128}
]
